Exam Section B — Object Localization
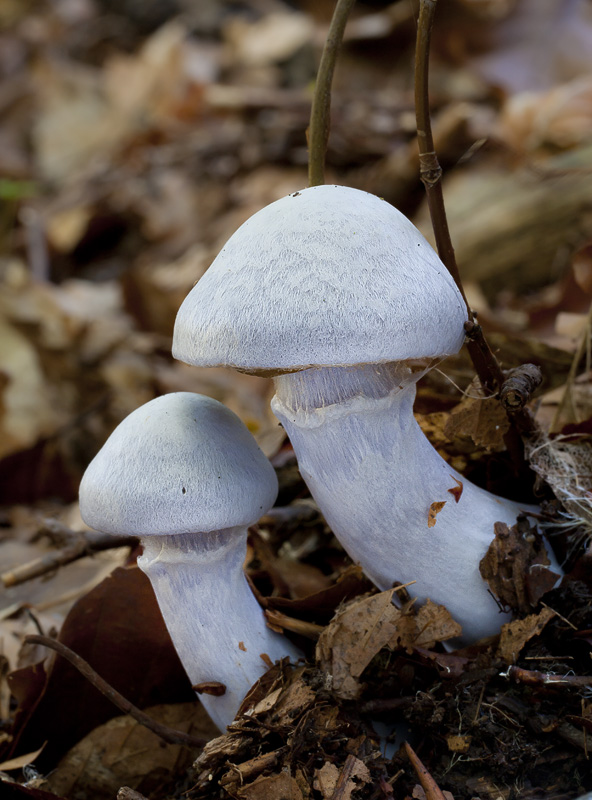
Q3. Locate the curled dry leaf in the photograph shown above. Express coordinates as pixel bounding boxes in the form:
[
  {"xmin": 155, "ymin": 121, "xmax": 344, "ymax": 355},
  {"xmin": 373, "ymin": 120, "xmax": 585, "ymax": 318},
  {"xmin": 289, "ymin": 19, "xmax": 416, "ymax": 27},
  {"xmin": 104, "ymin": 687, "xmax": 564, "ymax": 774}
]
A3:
[
  {"xmin": 479, "ymin": 519, "xmax": 560, "ymax": 613},
  {"xmin": 316, "ymin": 592, "xmax": 461, "ymax": 700},
  {"xmin": 428, "ymin": 501, "xmax": 447, "ymax": 528},
  {"xmin": 447, "ymin": 476, "xmax": 463, "ymax": 503}
]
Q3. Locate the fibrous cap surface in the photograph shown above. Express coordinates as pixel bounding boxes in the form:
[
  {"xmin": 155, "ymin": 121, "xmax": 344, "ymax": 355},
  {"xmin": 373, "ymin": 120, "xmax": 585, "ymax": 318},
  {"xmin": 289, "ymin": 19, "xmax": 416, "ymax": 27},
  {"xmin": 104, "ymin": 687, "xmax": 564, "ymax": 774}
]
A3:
[
  {"xmin": 173, "ymin": 185, "xmax": 467, "ymax": 372},
  {"xmin": 79, "ymin": 393, "xmax": 278, "ymax": 536}
]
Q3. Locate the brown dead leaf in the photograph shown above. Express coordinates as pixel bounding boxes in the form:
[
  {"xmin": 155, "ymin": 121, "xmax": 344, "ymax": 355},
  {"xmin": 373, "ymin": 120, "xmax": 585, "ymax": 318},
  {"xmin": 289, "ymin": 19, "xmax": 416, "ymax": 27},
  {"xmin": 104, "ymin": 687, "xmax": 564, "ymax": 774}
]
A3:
[
  {"xmin": 237, "ymin": 660, "xmax": 292, "ymax": 719},
  {"xmin": 5, "ymin": 566, "xmax": 194, "ymax": 770},
  {"xmin": 444, "ymin": 395, "xmax": 510, "ymax": 452},
  {"xmin": 266, "ymin": 565, "xmax": 374, "ymax": 625},
  {"xmin": 0, "ymin": 744, "xmax": 46, "ymax": 772},
  {"xmin": 479, "ymin": 519, "xmax": 560, "ymax": 613},
  {"xmin": 410, "ymin": 601, "xmax": 463, "ymax": 650},
  {"xmin": 314, "ymin": 755, "xmax": 371, "ymax": 800},
  {"xmin": 497, "ymin": 607, "xmax": 556, "ymax": 665},
  {"xmin": 271, "ymin": 676, "xmax": 316, "ymax": 724},
  {"xmin": 316, "ymin": 593, "xmax": 461, "ymax": 700},
  {"xmin": 0, "ymin": 782, "xmax": 68, "ymax": 799},
  {"xmin": 316, "ymin": 591, "xmax": 403, "ymax": 700},
  {"xmin": 428, "ymin": 501, "xmax": 447, "ymax": 528},
  {"xmin": 314, "ymin": 762, "xmax": 339, "ymax": 798},
  {"xmin": 237, "ymin": 770, "xmax": 304, "ymax": 799},
  {"xmin": 45, "ymin": 702, "xmax": 215, "ymax": 800}
]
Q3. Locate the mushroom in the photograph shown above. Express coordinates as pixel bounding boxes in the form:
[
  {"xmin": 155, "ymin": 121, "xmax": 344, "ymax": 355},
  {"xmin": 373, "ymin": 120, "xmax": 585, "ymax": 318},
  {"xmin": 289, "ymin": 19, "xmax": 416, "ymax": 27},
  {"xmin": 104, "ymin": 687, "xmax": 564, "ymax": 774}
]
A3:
[
  {"xmin": 79, "ymin": 392, "xmax": 301, "ymax": 730},
  {"xmin": 172, "ymin": 184, "xmax": 559, "ymax": 643}
]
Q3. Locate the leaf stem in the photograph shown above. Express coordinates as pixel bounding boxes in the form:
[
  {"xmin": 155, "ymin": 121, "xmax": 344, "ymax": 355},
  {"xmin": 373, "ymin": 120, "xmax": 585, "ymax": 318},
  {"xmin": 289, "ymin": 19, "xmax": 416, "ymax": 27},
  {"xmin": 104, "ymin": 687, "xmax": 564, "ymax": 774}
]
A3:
[
  {"xmin": 308, "ymin": 0, "xmax": 357, "ymax": 187},
  {"xmin": 414, "ymin": 0, "xmax": 537, "ymax": 461},
  {"xmin": 25, "ymin": 635, "xmax": 207, "ymax": 749}
]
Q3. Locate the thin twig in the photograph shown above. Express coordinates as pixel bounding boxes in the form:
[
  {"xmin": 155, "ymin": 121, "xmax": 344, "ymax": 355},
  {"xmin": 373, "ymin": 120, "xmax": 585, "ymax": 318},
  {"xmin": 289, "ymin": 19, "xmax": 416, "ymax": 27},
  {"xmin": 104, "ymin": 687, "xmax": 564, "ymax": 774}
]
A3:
[
  {"xmin": 414, "ymin": 0, "xmax": 537, "ymax": 479},
  {"xmin": 265, "ymin": 608, "xmax": 325, "ymax": 640},
  {"xmin": 404, "ymin": 742, "xmax": 447, "ymax": 800},
  {"xmin": 308, "ymin": 0, "xmax": 357, "ymax": 187},
  {"xmin": 414, "ymin": 0, "xmax": 503, "ymax": 393},
  {"xmin": 1, "ymin": 529, "xmax": 136, "ymax": 588},
  {"xmin": 506, "ymin": 665, "xmax": 592, "ymax": 690},
  {"xmin": 24, "ymin": 635, "xmax": 207, "ymax": 749},
  {"xmin": 330, "ymin": 753, "xmax": 362, "ymax": 800}
]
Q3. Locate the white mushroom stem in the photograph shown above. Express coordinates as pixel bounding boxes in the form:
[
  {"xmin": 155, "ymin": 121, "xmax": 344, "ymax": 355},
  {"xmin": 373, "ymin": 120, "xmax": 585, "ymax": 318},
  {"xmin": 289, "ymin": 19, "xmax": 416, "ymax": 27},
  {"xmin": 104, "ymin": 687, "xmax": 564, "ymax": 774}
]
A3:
[
  {"xmin": 138, "ymin": 527, "xmax": 301, "ymax": 731},
  {"xmin": 272, "ymin": 362, "xmax": 553, "ymax": 643}
]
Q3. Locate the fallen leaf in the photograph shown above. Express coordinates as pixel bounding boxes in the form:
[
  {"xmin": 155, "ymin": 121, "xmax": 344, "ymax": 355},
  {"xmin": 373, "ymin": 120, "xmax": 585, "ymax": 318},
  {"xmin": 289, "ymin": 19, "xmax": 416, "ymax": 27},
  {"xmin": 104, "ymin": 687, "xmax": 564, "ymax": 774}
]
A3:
[
  {"xmin": 497, "ymin": 607, "xmax": 556, "ymax": 665},
  {"xmin": 313, "ymin": 762, "xmax": 339, "ymax": 797},
  {"xmin": 444, "ymin": 395, "xmax": 510, "ymax": 453},
  {"xmin": 0, "ymin": 743, "xmax": 46, "ymax": 772},
  {"xmin": 0, "ymin": 316, "xmax": 64, "ymax": 459},
  {"xmin": 4, "ymin": 566, "xmax": 194, "ymax": 770},
  {"xmin": 316, "ymin": 591, "xmax": 403, "ymax": 700},
  {"xmin": 410, "ymin": 601, "xmax": 463, "ymax": 651},
  {"xmin": 320, "ymin": 755, "xmax": 371, "ymax": 800},
  {"xmin": 479, "ymin": 519, "xmax": 560, "ymax": 613},
  {"xmin": 316, "ymin": 593, "xmax": 461, "ymax": 700},
  {"xmin": 236, "ymin": 770, "xmax": 304, "ymax": 799},
  {"xmin": 45, "ymin": 703, "xmax": 215, "ymax": 800}
]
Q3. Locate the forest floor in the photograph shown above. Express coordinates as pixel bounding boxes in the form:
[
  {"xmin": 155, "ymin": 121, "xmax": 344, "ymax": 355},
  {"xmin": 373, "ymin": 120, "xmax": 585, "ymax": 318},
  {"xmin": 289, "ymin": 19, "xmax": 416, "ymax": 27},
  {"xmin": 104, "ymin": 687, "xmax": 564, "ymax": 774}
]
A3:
[{"xmin": 1, "ymin": 1, "xmax": 592, "ymax": 798}]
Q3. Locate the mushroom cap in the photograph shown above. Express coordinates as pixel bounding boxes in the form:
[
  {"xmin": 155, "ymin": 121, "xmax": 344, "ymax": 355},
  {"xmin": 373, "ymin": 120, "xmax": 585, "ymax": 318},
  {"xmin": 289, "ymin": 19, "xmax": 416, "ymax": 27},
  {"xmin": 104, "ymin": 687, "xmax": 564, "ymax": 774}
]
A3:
[
  {"xmin": 173, "ymin": 185, "xmax": 467, "ymax": 373},
  {"xmin": 79, "ymin": 393, "xmax": 278, "ymax": 536}
]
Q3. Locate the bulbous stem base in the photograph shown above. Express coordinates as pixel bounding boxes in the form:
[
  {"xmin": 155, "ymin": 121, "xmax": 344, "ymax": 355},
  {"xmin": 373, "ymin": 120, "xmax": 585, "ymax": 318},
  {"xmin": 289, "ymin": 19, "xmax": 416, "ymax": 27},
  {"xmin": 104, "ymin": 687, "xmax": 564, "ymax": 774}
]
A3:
[{"xmin": 273, "ymin": 363, "xmax": 552, "ymax": 643}]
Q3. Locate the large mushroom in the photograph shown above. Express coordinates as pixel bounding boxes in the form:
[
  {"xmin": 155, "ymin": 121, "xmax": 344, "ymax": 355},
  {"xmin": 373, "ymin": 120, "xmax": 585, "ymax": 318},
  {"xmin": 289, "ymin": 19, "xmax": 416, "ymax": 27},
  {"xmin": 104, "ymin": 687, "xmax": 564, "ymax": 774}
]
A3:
[
  {"xmin": 79, "ymin": 391, "xmax": 301, "ymax": 730},
  {"xmin": 172, "ymin": 184, "xmax": 559, "ymax": 643}
]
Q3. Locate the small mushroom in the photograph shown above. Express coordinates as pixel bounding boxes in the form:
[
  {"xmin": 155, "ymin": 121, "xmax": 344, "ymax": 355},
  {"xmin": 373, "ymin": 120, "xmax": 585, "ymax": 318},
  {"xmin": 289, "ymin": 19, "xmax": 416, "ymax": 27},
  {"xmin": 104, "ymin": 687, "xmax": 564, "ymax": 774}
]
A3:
[
  {"xmin": 173, "ymin": 185, "xmax": 560, "ymax": 643},
  {"xmin": 79, "ymin": 392, "xmax": 301, "ymax": 730}
]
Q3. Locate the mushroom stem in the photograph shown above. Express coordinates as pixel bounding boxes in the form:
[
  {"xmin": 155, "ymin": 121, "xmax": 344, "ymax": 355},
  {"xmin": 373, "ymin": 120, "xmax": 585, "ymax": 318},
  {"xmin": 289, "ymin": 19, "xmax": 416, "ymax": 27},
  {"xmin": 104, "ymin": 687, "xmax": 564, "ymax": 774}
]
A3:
[
  {"xmin": 272, "ymin": 362, "xmax": 547, "ymax": 643},
  {"xmin": 139, "ymin": 527, "xmax": 300, "ymax": 731}
]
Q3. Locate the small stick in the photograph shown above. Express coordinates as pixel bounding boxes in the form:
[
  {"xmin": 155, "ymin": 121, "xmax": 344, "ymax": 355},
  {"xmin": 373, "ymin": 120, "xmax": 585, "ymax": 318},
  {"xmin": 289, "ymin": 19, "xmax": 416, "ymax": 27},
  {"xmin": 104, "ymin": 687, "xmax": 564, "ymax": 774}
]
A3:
[
  {"xmin": 414, "ymin": 1, "xmax": 505, "ymax": 395},
  {"xmin": 330, "ymin": 753, "xmax": 363, "ymax": 800},
  {"xmin": 500, "ymin": 364, "xmax": 543, "ymax": 412},
  {"xmin": 506, "ymin": 665, "xmax": 592, "ymax": 690},
  {"xmin": 265, "ymin": 608, "xmax": 325, "ymax": 640},
  {"xmin": 1, "ymin": 530, "xmax": 136, "ymax": 588},
  {"xmin": 308, "ymin": 0, "xmax": 357, "ymax": 187},
  {"xmin": 24, "ymin": 635, "xmax": 207, "ymax": 749},
  {"xmin": 414, "ymin": 0, "xmax": 537, "ymax": 474},
  {"xmin": 404, "ymin": 742, "xmax": 447, "ymax": 800},
  {"xmin": 220, "ymin": 747, "xmax": 286, "ymax": 786}
]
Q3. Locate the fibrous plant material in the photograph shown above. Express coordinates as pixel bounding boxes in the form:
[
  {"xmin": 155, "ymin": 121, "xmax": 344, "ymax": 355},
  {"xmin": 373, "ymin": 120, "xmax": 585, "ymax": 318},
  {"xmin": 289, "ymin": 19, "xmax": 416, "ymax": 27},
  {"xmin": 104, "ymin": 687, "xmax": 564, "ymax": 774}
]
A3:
[{"xmin": 526, "ymin": 432, "xmax": 592, "ymax": 558}]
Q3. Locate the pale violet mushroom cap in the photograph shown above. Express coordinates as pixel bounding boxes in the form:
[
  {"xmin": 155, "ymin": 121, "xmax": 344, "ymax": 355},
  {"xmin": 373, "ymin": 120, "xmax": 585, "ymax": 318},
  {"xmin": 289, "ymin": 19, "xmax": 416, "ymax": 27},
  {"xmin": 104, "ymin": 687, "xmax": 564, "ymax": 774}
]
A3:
[
  {"xmin": 79, "ymin": 393, "xmax": 278, "ymax": 536},
  {"xmin": 173, "ymin": 184, "xmax": 467, "ymax": 373}
]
